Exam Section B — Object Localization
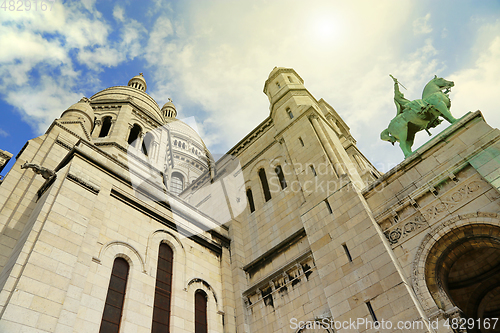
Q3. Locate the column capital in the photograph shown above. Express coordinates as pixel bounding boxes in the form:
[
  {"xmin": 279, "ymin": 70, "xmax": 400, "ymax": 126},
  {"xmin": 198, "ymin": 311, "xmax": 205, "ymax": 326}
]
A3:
[{"xmin": 308, "ymin": 113, "xmax": 319, "ymax": 120}]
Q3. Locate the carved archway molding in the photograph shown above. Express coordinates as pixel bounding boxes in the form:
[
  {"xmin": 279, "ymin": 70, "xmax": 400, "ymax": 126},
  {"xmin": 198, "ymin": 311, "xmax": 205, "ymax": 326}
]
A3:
[{"xmin": 412, "ymin": 212, "xmax": 500, "ymax": 320}]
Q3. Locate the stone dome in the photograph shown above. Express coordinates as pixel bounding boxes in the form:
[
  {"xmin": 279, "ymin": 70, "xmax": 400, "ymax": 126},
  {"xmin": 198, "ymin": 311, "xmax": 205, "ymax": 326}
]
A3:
[{"xmin": 60, "ymin": 97, "xmax": 95, "ymax": 133}]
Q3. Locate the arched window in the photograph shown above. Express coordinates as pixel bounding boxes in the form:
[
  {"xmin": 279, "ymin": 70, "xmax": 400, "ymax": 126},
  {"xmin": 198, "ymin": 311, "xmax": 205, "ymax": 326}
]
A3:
[
  {"xmin": 258, "ymin": 168, "xmax": 271, "ymax": 202},
  {"xmin": 128, "ymin": 124, "xmax": 142, "ymax": 147},
  {"xmin": 99, "ymin": 258, "xmax": 129, "ymax": 333},
  {"xmin": 99, "ymin": 116, "xmax": 112, "ymax": 138},
  {"xmin": 194, "ymin": 290, "xmax": 208, "ymax": 333},
  {"xmin": 275, "ymin": 165, "xmax": 287, "ymax": 190},
  {"xmin": 142, "ymin": 132, "xmax": 154, "ymax": 156},
  {"xmin": 170, "ymin": 172, "xmax": 184, "ymax": 195},
  {"xmin": 152, "ymin": 243, "xmax": 173, "ymax": 333},
  {"xmin": 286, "ymin": 108, "xmax": 294, "ymax": 119},
  {"xmin": 246, "ymin": 188, "xmax": 255, "ymax": 213}
]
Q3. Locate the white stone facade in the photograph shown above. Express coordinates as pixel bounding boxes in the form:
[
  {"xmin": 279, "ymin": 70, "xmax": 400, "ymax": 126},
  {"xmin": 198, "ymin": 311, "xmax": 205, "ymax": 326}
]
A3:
[{"xmin": 0, "ymin": 69, "xmax": 499, "ymax": 333}]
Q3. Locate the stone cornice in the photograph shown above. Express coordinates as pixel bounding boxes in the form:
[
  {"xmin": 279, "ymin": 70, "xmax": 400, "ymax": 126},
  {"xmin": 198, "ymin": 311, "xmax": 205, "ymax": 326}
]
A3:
[
  {"xmin": 53, "ymin": 119, "xmax": 92, "ymax": 141},
  {"xmin": 226, "ymin": 117, "xmax": 274, "ymax": 157},
  {"xmin": 270, "ymin": 88, "xmax": 315, "ymax": 114},
  {"xmin": 66, "ymin": 172, "xmax": 100, "ymax": 194}
]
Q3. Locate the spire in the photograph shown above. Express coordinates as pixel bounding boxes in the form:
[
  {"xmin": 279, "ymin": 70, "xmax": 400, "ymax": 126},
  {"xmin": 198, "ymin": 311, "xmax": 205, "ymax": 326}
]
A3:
[{"xmin": 128, "ymin": 73, "xmax": 147, "ymax": 92}]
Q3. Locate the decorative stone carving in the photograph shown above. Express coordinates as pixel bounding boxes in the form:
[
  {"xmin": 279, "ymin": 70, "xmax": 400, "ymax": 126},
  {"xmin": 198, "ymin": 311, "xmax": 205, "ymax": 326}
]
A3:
[
  {"xmin": 21, "ymin": 162, "xmax": 56, "ymax": 180},
  {"xmin": 384, "ymin": 214, "xmax": 428, "ymax": 245},
  {"xmin": 421, "ymin": 180, "xmax": 483, "ymax": 222}
]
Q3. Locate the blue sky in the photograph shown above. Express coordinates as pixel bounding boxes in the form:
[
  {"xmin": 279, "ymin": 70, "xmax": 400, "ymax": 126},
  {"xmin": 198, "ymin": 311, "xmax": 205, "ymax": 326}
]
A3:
[{"xmin": 1, "ymin": 0, "xmax": 500, "ymax": 176}]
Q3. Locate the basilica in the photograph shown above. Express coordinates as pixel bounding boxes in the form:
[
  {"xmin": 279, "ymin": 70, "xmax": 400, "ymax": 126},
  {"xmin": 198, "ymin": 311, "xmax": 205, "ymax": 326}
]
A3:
[{"xmin": 0, "ymin": 68, "xmax": 499, "ymax": 332}]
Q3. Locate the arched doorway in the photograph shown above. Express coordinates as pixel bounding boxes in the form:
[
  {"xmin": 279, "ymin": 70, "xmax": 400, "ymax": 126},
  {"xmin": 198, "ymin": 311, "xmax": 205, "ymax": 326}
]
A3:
[{"xmin": 424, "ymin": 224, "xmax": 500, "ymax": 332}]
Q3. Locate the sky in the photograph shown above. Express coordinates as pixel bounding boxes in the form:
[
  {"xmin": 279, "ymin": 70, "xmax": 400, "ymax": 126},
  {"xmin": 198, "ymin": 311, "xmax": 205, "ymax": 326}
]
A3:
[{"xmin": 1, "ymin": 0, "xmax": 500, "ymax": 176}]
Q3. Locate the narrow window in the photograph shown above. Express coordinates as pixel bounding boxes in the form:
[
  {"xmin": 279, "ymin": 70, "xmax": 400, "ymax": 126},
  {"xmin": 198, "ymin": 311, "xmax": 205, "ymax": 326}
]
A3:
[
  {"xmin": 286, "ymin": 108, "xmax": 294, "ymax": 119},
  {"xmin": 342, "ymin": 243, "xmax": 352, "ymax": 262},
  {"xmin": 246, "ymin": 188, "xmax": 255, "ymax": 213},
  {"xmin": 310, "ymin": 165, "xmax": 317, "ymax": 177},
  {"xmin": 142, "ymin": 132, "xmax": 154, "ymax": 156},
  {"xmin": 99, "ymin": 258, "xmax": 129, "ymax": 333},
  {"xmin": 152, "ymin": 243, "xmax": 173, "ymax": 333},
  {"xmin": 276, "ymin": 82, "xmax": 281, "ymax": 89},
  {"xmin": 288, "ymin": 76, "xmax": 293, "ymax": 83},
  {"xmin": 128, "ymin": 124, "xmax": 141, "ymax": 146},
  {"xmin": 366, "ymin": 301, "xmax": 378, "ymax": 323},
  {"xmin": 170, "ymin": 172, "xmax": 184, "ymax": 195},
  {"xmin": 195, "ymin": 290, "xmax": 208, "ymax": 333},
  {"xmin": 258, "ymin": 169, "xmax": 272, "ymax": 202},
  {"xmin": 299, "ymin": 137, "xmax": 304, "ymax": 147},
  {"xmin": 275, "ymin": 165, "xmax": 287, "ymax": 190},
  {"xmin": 99, "ymin": 116, "xmax": 112, "ymax": 138},
  {"xmin": 324, "ymin": 199, "xmax": 333, "ymax": 214}
]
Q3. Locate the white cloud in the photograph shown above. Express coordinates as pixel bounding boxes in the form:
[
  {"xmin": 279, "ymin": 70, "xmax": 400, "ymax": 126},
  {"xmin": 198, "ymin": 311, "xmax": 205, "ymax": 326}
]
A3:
[
  {"xmin": 413, "ymin": 13, "xmax": 433, "ymax": 35},
  {"xmin": 113, "ymin": 5, "xmax": 125, "ymax": 22},
  {"xmin": 451, "ymin": 34, "xmax": 500, "ymax": 127},
  {"xmin": 0, "ymin": 1, "xmax": 146, "ymax": 134},
  {"xmin": 6, "ymin": 75, "xmax": 83, "ymax": 134},
  {"xmin": 0, "ymin": 129, "xmax": 8, "ymax": 137}
]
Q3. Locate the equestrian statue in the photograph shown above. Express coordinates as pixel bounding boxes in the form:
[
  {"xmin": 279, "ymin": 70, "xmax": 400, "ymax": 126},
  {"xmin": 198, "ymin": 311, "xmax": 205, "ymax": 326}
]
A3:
[{"xmin": 380, "ymin": 75, "xmax": 458, "ymax": 158}]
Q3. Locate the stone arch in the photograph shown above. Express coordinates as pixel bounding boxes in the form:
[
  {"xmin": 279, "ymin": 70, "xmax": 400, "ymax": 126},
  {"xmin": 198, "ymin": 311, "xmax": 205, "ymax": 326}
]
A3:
[
  {"xmin": 96, "ymin": 240, "xmax": 146, "ymax": 273},
  {"xmin": 146, "ymin": 229, "xmax": 186, "ymax": 284},
  {"xmin": 94, "ymin": 243, "xmax": 147, "ymax": 332},
  {"xmin": 186, "ymin": 278, "xmax": 220, "ymax": 308},
  {"xmin": 185, "ymin": 278, "xmax": 223, "ymax": 333},
  {"xmin": 186, "ymin": 278, "xmax": 222, "ymax": 323},
  {"xmin": 412, "ymin": 213, "xmax": 500, "ymax": 324}
]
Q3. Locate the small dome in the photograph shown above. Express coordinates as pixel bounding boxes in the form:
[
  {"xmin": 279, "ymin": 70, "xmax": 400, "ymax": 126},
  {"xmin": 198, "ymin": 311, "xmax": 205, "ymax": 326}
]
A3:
[
  {"xmin": 161, "ymin": 98, "xmax": 177, "ymax": 118},
  {"xmin": 60, "ymin": 97, "xmax": 95, "ymax": 133},
  {"xmin": 128, "ymin": 73, "xmax": 147, "ymax": 92}
]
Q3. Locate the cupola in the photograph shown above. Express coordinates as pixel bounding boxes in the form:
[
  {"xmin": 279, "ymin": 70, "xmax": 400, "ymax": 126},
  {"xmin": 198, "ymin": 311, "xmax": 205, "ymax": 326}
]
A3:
[
  {"xmin": 161, "ymin": 98, "xmax": 177, "ymax": 118},
  {"xmin": 128, "ymin": 73, "xmax": 147, "ymax": 92}
]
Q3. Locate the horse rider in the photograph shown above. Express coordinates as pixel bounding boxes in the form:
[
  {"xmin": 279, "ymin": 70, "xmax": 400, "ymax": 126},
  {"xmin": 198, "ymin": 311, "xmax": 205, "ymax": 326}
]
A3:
[{"xmin": 390, "ymin": 75, "xmax": 410, "ymax": 116}]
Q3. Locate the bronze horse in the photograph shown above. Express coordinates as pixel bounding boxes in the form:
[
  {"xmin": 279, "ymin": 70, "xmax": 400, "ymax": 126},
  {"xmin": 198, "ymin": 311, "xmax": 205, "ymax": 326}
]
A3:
[{"xmin": 381, "ymin": 75, "xmax": 457, "ymax": 158}]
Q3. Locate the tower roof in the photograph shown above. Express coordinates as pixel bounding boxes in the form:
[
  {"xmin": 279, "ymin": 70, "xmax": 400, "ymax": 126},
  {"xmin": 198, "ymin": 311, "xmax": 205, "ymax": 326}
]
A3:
[
  {"xmin": 128, "ymin": 73, "xmax": 147, "ymax": 92},
  {"xmin": 161, "ymin": 98, "xmax": 177, "ymax": 118}
]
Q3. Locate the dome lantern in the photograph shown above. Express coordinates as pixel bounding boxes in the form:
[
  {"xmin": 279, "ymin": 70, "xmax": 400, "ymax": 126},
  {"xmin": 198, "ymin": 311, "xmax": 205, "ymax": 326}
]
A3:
[
  {"xmin": 161, "ymin": 98, "xmax": 177, "ymax": 118},
  {"xmin": 128, "ymin": 73, "xmax": 147, "ymax": 92}
]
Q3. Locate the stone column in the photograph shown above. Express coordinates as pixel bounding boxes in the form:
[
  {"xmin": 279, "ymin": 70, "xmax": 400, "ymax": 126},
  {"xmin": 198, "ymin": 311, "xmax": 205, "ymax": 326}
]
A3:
[
  {"xmin": 309, "ymin": 114, "xmax": 345, "ymax": 177},
  {"xmin": 93, "ymin": 118, "xmax": 102, "ymax": 138}
]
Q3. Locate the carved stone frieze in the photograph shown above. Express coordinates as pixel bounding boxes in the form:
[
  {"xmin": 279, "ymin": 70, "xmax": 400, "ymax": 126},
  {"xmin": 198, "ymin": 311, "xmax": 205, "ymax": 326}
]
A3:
[
  {"xmin": 384, "ymin": 214, "xmax": 428, "ymax": 245},
  {"xmin": 421, "ymin": 180, "xmax": 484, "ymax": 222}
]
